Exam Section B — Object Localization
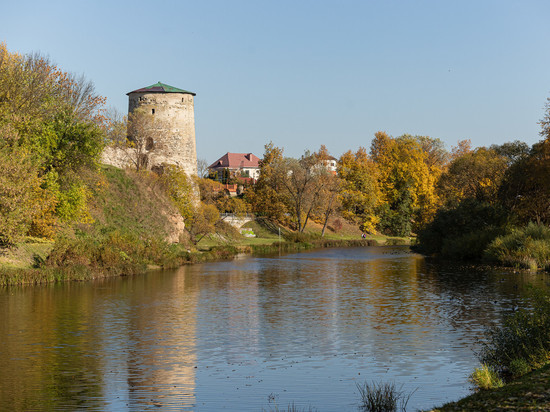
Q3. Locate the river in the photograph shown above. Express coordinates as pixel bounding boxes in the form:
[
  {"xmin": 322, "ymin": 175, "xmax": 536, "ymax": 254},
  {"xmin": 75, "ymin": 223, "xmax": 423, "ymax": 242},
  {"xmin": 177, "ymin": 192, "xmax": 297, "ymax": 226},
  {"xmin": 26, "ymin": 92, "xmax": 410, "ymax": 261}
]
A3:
[{"xmin": 0, "ymin": 246, "xmax": 547, "ymax": 411}]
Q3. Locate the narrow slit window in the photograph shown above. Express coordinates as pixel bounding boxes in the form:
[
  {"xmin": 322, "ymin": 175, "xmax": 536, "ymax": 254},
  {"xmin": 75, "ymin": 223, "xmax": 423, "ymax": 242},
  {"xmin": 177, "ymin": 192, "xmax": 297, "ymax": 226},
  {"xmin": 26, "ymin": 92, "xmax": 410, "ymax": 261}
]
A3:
[{"xmin": 152, "ymin": 109, "xmax": 155, "ymax": 115}]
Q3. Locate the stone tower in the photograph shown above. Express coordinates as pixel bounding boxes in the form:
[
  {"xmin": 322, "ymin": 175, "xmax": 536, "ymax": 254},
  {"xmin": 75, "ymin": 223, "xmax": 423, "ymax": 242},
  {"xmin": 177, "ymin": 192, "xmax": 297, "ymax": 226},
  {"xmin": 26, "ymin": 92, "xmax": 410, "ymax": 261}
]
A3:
[{"xmin": 127, "ymin": 81, "xmax": 198, "ymax": 176}]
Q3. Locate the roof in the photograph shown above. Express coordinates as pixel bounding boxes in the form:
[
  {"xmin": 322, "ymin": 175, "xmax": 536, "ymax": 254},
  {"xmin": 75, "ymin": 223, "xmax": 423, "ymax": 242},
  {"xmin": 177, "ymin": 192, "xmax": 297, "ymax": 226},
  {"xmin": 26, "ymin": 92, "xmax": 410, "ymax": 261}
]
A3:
[
  {"xmin": 208, "ymin": 152, "xmax": 261, "ymax": 169},
  {"xmin": 127, "ymin": 82, "xmax": 196, "ymax": 96}
]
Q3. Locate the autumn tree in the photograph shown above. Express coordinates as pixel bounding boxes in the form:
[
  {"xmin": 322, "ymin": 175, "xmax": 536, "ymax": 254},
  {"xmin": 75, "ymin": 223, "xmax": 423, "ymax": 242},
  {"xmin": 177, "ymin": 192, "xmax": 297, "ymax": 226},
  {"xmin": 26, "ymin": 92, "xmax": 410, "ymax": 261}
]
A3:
[
  {"xmin": 186, "ymin": 203, "xmax": 220, "ymax": 244},
  {"xmin": 450, "ymin": 139, "xmax": 472, "ymax": 161},
  {"xmin": 0, "ymin": 43, "xmax": 106, "ymax": 239},
  {"xmin": 272, "ymin": 148, "xmax": 336, "ymax": 233},
  {"xmin": 370, "ymin": 132, "xmax": 438, "ymax": 236},
  {"xmin": 338, "ymin": 147, "xmax": 381, "ymax": 233},
  {"xmin": 437, "ymin": 147, "xmax": 508, "ymax": 207},
  {"xmin": 103, "ymin": 107, "xmax": 127, "ymax": 146},
  {"xmin": 160, "ymin": 165, "xmax": 196, "ymax": 222},
  {"xmin": 245, "ymin": 142, "xmax": 288, "ymax": 223},
  {"xmin": 539, "ymin": 97, "xmax": 550, "ymax": 141},
  {"xmin": 489, "ymin": 140, "xmax": 530, "ymax": 166},
  {"xmin": 314, "ymin": 145, "xmax": 342, "ymax": 236},
  {"xmin": 318, "ymin": 172, "xmax": 342, "ymax": 237},
  {"xmin": 0, "ymin": 146, "xmax": 44, "ymax": 245}
]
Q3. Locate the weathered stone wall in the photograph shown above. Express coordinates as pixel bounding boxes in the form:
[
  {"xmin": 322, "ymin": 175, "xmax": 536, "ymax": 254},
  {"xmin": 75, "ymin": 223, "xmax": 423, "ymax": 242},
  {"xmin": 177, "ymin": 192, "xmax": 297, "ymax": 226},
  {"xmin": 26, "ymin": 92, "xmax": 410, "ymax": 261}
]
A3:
[
  {"xmin": 128, "ymin": 92, "xmax": 198, "ymax": 176},
  {"xmin": 101, "ymin": 146, "xmax": 130, "ymax": 169},
  {"xmin": 102, "ymin": 90, "xmax": 198, "ymax": 177}
]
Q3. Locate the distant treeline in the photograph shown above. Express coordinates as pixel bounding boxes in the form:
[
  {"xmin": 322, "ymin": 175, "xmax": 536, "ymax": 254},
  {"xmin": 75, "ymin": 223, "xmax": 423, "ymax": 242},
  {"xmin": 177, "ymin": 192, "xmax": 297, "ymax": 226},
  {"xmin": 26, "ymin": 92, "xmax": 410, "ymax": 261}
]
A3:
[{"xmin": 2, "ymin": 42, "xmax": 550, "ymax": 271}]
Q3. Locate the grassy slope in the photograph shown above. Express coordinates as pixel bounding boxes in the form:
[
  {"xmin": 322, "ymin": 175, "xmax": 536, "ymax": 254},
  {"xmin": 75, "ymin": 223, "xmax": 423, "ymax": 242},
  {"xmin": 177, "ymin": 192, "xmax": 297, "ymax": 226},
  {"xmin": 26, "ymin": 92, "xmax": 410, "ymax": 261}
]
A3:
[
  {"xmin": 0, "ymin": 238, "xmax": 53, "ymax": 269},
  {"xmin": 198, "ymin": 217, "xmax": 413, "ymax": 249},
  {"xmin": 430, "ymin": 364, "xmax": 550, "ymax": 411},
  {"xmin": 88, "ymin": 165, "xmax": 182, "ymax": 239},
  {"xmin": 0, "ymin": 166, "xmax": 186, "ymax": 279}
]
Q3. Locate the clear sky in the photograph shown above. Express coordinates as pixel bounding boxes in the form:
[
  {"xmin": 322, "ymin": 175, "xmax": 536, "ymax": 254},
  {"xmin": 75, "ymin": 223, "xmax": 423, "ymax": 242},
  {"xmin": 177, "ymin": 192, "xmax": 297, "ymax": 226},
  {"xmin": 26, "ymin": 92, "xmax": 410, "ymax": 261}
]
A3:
[{"xmin": 3, "ymin": 0, "xmax": 550, "ymax": 162}]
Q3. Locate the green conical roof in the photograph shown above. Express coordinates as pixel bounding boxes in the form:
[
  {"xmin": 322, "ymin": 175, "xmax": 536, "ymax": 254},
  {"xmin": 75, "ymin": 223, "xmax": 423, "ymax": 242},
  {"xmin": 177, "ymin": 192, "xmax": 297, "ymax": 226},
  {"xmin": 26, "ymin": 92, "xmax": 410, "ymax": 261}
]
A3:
[{"xmin": 127, "ymin": 82, "xmax": 195, "ymax": 95}]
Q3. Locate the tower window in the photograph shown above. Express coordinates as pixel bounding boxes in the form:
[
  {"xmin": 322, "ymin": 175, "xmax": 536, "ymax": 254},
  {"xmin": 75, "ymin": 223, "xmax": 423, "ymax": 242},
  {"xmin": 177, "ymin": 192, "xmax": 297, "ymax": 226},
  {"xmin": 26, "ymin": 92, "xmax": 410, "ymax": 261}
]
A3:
[{"xmin": 152, "ymin": 109, "xmax": 155, "ymax": 115}]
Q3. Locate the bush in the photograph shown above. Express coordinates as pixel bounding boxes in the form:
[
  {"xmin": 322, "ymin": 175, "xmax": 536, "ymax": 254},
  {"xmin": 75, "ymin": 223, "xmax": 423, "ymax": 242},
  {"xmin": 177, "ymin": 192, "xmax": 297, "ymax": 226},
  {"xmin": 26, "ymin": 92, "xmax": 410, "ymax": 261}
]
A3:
[
  {"xmin": 45, "ymin": 228, "xmax": 185, "ymax": 276},
  {"xmin": 485, "ymin": 222, "xmax": 550, "ymax": 270},
  {"xmin": 478, "ymin": 289, "xmax": 550, "ymax": 380},
  {"xmin": 0, "ymin": 146, "xmax": 45, "ymax": 246},
  {"xmin": 440, "ymin": 227, "xmax": 505, "ymax": 261},
  {"xmin": 414, "ymin": 199, "xmax": 510, "ymax": 259}
]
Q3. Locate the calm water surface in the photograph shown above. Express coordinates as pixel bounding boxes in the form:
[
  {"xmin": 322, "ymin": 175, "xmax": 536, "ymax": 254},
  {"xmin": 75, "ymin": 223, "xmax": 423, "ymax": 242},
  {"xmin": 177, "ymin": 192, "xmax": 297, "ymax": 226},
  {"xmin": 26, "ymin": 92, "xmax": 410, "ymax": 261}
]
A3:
[{"xmin": 1, "ymin": 246, "xmax": 548, "ymax": 411}]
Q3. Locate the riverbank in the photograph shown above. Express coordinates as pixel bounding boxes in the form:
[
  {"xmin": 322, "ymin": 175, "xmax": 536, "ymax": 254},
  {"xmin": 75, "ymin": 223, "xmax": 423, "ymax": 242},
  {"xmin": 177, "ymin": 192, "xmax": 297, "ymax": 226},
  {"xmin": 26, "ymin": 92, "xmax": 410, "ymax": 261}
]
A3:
[
  {"xmin": 0, "ymin": 236, "xmax": 392, "ymax": 286},
  {"xmin": 430, "ymin": 363, "xmax": 550, "ymax": 411}
]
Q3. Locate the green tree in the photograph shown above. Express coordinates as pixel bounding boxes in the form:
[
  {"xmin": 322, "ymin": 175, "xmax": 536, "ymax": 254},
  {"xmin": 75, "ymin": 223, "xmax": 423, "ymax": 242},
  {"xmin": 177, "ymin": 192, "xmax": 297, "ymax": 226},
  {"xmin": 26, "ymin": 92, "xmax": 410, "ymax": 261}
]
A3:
[
  {"xmin": 246, "ymin": 142, "xmax": 288, "ymax": 223},
  {"xmin": 160, "ymin": 165, "xmax": 196, "ymax": 222},
  {"xmin": 490, "ymin": 140, "xmax": 530, "ymax": 166},
  {"xmin": 0, "ymin": 146, "xmax": 44, "ymax": 245}
]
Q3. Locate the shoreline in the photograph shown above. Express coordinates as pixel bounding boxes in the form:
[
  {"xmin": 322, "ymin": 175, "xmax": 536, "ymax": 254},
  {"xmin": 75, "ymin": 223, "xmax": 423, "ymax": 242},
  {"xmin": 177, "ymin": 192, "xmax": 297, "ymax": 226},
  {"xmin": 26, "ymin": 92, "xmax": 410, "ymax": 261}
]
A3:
[{"xmin": 0, "ymin": 238, "xmax": 385, "ymax": 287}]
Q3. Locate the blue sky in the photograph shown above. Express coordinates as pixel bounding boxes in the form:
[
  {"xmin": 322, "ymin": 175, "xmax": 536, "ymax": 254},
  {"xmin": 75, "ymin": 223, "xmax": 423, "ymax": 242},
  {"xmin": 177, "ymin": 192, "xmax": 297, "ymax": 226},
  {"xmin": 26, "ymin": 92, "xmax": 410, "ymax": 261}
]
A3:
[{"xmin": 3, "ymin": 0, "xmax": 550, "ymax": 162}]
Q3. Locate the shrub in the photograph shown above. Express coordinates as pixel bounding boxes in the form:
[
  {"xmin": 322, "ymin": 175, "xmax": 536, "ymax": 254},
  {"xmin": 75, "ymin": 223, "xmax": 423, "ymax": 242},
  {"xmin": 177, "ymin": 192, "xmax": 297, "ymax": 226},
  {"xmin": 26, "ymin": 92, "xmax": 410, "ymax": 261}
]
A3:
[
  {"xmin": 440, "ymin": 227, "xmax": 505, "ymax": 261},
  {"xmin": 45, "ymin": 228, "xmax": 186, "ymax": 276},
  {"xmin": 469, "ymin": 364, "xmax": 504, "ymax": 390},
  {"xmin": 0, "ymin": 146, "xmax": 45, "ymax": 246},
  {"xmin": 485, "ymin": 222, "xmax": 550, "ymax": 270},
  {"xmin": 509, "ymin": 358, "xmax": 532, "ymax": 378},
  {"xmin": 478, "ymin": 289, "xmax": 550, "ymax": 380},
  {"xmin": 414, "ymin": 199, "xmax": 510, "ymax": 259}
]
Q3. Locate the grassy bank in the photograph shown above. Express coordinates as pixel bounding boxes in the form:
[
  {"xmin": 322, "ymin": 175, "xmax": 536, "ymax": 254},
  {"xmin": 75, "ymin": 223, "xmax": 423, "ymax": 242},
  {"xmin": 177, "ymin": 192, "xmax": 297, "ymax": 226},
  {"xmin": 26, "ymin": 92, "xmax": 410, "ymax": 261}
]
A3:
[
  {"xmin": 0, "ymin": 237, "xmax": 384, "ymax": 286},
  {"xmin": 431, "ymin": 363, "xmax": 550, "ymax": 411}
]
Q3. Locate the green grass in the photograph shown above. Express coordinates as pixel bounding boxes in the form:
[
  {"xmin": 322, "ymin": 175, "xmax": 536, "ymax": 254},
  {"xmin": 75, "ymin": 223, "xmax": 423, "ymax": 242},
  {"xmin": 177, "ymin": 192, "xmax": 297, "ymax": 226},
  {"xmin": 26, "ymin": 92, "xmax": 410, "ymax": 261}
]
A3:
[
  {"xmin": 469, "ymin": 365, "xmax": 504, "ymax": 390},
  {"xmin": 433, "ymin": 363, "xmax": 550, "ymax": 411},
  {"xmin": 200, "ymin": 218, "xmax": 412, "ymax": 249},
  {"xmin": 0, "ymin": 238, "xmax": 54, "ymax": 269}
]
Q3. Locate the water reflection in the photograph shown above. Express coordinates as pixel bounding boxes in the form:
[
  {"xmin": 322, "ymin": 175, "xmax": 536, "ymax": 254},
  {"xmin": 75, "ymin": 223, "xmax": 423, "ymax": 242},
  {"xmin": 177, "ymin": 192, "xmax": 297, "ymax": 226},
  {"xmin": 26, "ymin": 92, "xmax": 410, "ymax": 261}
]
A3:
[{"xmin": 0, "ymin": 246, "xmax": 547, "ymax": 410}]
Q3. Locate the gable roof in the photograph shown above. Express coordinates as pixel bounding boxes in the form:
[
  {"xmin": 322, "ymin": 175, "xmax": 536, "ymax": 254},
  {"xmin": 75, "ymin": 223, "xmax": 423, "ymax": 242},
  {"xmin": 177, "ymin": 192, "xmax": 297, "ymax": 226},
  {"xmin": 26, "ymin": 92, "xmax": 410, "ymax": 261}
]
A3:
[
  {"xmin": 127, "ymin": 82, "xmax": 196, "ymax": 95},
  {"xmin": 208, "ymin": 152, "xmax": 261, "ymax": 169}
]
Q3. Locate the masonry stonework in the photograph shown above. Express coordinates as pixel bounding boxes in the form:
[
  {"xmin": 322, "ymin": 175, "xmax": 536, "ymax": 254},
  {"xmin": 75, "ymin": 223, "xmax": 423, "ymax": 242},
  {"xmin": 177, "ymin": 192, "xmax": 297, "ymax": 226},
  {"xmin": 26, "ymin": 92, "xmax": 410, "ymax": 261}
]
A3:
[{"xmin": 102, "ymin": 82, "xmax": 198, "ymax": 177}]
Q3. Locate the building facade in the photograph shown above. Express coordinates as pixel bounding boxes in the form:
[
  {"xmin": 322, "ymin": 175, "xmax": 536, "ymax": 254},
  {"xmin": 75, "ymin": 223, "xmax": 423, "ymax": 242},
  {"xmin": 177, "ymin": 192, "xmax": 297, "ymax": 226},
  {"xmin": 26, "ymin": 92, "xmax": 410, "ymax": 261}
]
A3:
[{"xmin": 208, "ymin": 152, "xmax": 261, "ymax": 181}]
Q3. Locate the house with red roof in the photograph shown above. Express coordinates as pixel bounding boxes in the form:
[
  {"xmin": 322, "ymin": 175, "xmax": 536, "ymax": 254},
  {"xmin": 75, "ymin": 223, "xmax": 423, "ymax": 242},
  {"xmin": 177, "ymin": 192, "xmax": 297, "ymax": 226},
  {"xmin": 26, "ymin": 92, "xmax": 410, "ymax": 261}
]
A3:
[{"xmin": 208, "ymin": 152, "xmax": 261, "ymax": 182}]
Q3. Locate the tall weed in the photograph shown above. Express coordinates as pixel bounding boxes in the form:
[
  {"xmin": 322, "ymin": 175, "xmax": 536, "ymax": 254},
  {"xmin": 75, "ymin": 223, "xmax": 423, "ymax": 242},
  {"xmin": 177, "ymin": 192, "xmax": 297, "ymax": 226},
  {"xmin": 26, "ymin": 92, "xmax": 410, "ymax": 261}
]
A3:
[{"xmin": 356, "ymin": 381, "xmax": 414, "ymax": 412}]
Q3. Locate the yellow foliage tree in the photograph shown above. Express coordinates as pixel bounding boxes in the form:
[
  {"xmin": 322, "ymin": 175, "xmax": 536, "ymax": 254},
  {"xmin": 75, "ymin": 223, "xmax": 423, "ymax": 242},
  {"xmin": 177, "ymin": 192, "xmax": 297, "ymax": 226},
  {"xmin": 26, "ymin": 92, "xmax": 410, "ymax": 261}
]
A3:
[
  {"xmin": 338, "ymin": 147, "xmax": 381, "ymax": 233},
  {"xmin": 370, "ymin": 132, "xmax": 442, "ymax": 235}
]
